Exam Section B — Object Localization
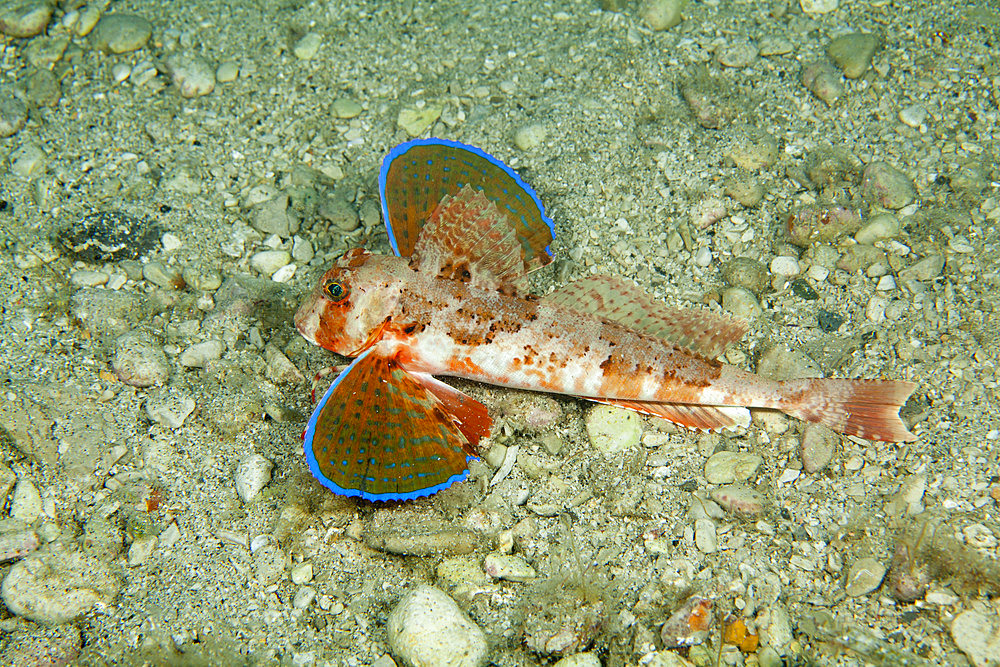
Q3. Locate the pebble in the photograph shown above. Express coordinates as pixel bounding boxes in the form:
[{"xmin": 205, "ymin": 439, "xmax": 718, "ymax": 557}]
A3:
[
  {"xmin": 899, "ymin": 254, "xmax": 944, "ymax": 282},
  {"xmin": 721, "ymin": 287, "xmax": 762, "ymax": 321},
  {"xmin": 585, "ymin": 405, "xmax": 641, "ymax": 456},
  {"xmin": 898, "ymin": 104, "xmax": 929, "ymax": 130},
  {"xmin": 397, "ymin": 104, "xmax": 443, "ymax": 137},
  {"xmin": 89, "ymin": 14, "xmax": 152, "ymax": 53},
  {"xmin": 844, "ymin": 557, "xmax": 886, "ymax": 596},
  {"xmin": 181, "ymin": 264, "xmax": 223, "ymax": 291},
  {"xmin": 553, "ymin": 653, "xmax": 602, "ymax": 667},
  {"xmin": 293, "ymin": 586, "xmax": 316, "ymax": 610},
  {"xmin": 75, "ymin": 5, "xmax": 101, "ymax": 36},
  {"xmin": 318, "ymin": 195, "xmax": 359, "ymax": 232},
  {"xmin": 786, "ymin": 205, "xmax": 861, "ymax": 246},
  {"xmin": 112, "ymin": 62, "xmax": 131, "ymax": 84},
  {"xmin": 721, "ymin": 257, "xmax": 768, "ymax": 294},
  {"xmin": 292, "ymin": 236, "xmax": 314, "ymax": 264},
  {"xmin": 693, "ymin": 247, "xmax": 712, "ymax": 267},
  {"xmin": 769, "ymin": 256, "xmax": 800, "ymax": 277},
  {"xmin": 70, "ymin": 269, "xmax": 110, "ymax": 287},
  {"xmin": 166, "ymin": 52, "xmax": 216, "ymax": 98},
  {"xmin": 216, "ymin": 61, "xmax": 239, "ymax": 83},
  {"xmin": 483, "ymin": 554, "xmax": 537, "ymax": 582},
  {"xmin": 758, "ymin": 604, "xmax": 794, "ymax": 651},
  {"xmin": 640, "ymin": 0, "xmax": 684, "ymax": 30},
  {"xmin": 290, "ymin": 562, "xmax": 313, "ymax": 585},
  {"xmin": 127, "ymin": 534, "xmax": 156, "ymax": 566},
  {"xmin": 951, "ymin": 610, "xmax": 1000, "ymax": 667},
  {"xmin": 758, "ymin": 35, "xmax": 794, "ymax": 56},
  {"xmin": 800, "ymin": 0, "xmax": 837, "ymax": 13},
  {"xmin": 387, "ymin": 585, "xmax": 488, "ymax": 667},
  {"xmin": 0, "ymin": 0, "xmax": 51, "ymax": 37},
  {"xmin": 801, "ymin": 62, "xmax": 844, "ymax": 106},
  {"xmin": 24, "ymin": 68, "xmax": 60, "ymax": 106},
  {"xmin": 11, "ymin": 479, "xmax": 43, "ymax": 522},
  {"xmin": 0, "ymin": 465, "xmax": 16, "ymax": 503},
  {"xmin": 704, "ymin": 451, "xmax": 763, "ymax": 484},
  {"xmin": 854, "ymin": 213, "xmax": 899, "ymax": 244},
  {"xmin": 0, "ymin": 88, "xmax": 28, "ymax": 137},
  {"xmin": 717, "ymin": 40, "xmax": 758, "ymax": 68},
  {"xmin": 113, "ymin": 329, "xmax": 170, "ymax": 387},
  {"xmin": 331, "ymin": 97, "xmax": 363, "ymax": 118},
  {"xmin": 876, "ymin": 275, "xmax": 895, "ymax": 291},
  {"xmin": 179, "ymin": 340, "xmax": 224, "ymax": 368},
  {"xmin": 293, "ymin": 31, "xmax": 322, "ymax": 60},
  {"xmin": 728, "ymin": 131, "xmax": 778, "ymax": 171},
  {"xmin": 827, "ymin": 33, "xmax": 878, "ymax": 79},
  {"xmin": 253, "ymin": 542, "xmax": 286, "ymax": 586},
  {"xmin": 235, "ymin": 453, "xmax": 273, "ymax": 503},
  {"xmin": 694, "ymin": 518, "xmax": 718, "ymax": 553},
  {"xmin": 861, "ymin": 162, "xmax": 916, "ymax": 210},
  {"xmin": 725, "ymin": 175, "xmax": 764, "ymax": 207},
  {"xmin": 710, "ymin": 484, "xmax": 764, "ymax": 517},
  {"xmin": 251, "ymin": 249, "xmax": 291, "ymax": 277},
  {"xmin": 142, "ymin": 260, "xmax": 184, "ymax": 289},
  {"xmin": 9, "ymin": 142, "xmax": 46, "ymax": 178},
  {"xmin": 144, "ymin": 386, "xmax": 196, "ymax": 428},
  {"xmin": 264, "ymin": 344, "xmax": 305, "ymax": 383},
  {"xmin": 1, "ymin": 544, "xmax": 121, "ymax": 624},
  {"xmin": 513, "ymin": 123, "xmax": 547, "ymax": 151},
  {"xmin": 800, "ymin": 424, "xmax": 837, "ymax": 473},
  {"xmin": 253, "ymin": 194, "xmax": 293, "ymax": 237}
]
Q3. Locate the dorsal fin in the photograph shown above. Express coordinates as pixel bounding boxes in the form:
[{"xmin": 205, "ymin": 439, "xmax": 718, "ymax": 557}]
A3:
[
  {"xmin": 541, "ymin": 275, "xmax": 748, "ymax": 359},
  {"xmin": 411, "ymin": 186, "xmax": 526, "ymax": 291}
]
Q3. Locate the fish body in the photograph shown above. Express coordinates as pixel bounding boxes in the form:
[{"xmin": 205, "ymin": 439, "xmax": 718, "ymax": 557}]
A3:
[{"xmin": 295, "ymin": 140, "xmax": 917, "ymax": 502}]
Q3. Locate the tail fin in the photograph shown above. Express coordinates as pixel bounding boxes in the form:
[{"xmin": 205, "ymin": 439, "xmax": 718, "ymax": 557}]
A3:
[{"xmin": 780, "ymin": 378, "xmax": 918, "ymax": 442}]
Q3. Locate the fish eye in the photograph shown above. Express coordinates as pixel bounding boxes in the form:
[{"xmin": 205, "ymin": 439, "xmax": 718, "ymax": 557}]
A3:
[{"xmin": 324, "ymin": 280, "xmax": 348, "ymax": 303}]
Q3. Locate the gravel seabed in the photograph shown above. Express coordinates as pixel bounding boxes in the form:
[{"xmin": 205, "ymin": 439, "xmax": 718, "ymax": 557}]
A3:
[{"xmin": 2, "ymin": 0, "xmax": 999, "ymax": 665}]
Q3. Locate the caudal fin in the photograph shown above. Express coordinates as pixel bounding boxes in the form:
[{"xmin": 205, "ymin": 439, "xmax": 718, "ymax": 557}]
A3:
[{"xmin": 780, "ymin": 378, "xmax": 918, "ymax": 442}]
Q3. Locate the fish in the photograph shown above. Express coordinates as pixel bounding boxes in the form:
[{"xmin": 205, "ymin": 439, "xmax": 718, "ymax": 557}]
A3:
[{"xmin": 294, "ymin": 138, "xmax": 917, "ymax": 502}]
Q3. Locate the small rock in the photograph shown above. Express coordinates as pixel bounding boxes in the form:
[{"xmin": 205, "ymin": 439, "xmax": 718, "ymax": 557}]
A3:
[
  {"xmin": 145, "ymin": 386, "xmax": 196, "ymax": 428},
  {"xmin": 800, "ymin": 0, "xmax": 837, "ymax": 13},
  {"xmin": 113, "ymin": 329, "xmax": 170, "ymax": 387},
  {"xmin": 758, "ymin": 604, "xmax": 794, "ymax": 651},
  {"xmin": 769, "ymin": 256, "xmax": 800, "ymax": 277},
  {"xmin": 898, "ymin": 104, "xmax": 929, "ymax": 130},
  {"xmin": 800, "ymin": 424, "xmax": 837, "ymax": 473},
  {"xmin": 24, "ymin": 68, "xmax": 60, "ymax": 106},
  {"xmin": 513, "ymin": 123, "xmax": 547, "ymax": 151},
  {"xmin": 0, "ymin": 88, "xmax": 28, "ymax": 138},
  {"xmin": 717, "ymin": 40, "xmax": 758, "ymax": 68},
  {"xmin": 11, "ymin": 479, "xmax": 43, "ymax": 522},
  {"xmin": 252, "ymin": 194, "xmax": 293, "ymax": 237},
  {"xmin": 127, "ymin": 534, "xmax": 156, "ymax": 566},
  {"xmin": 483, "ymin": 554, "xmax": 537, "ymax": 582},
  {"xmin": 1, "ymin": 544, "xmax": 121, "ymax": 625},
  {"xmin": 727, "ymin": 131, "xmax": 779, "ymax": 171},
  {"xmin": 293, "ymin": 586, "xmax": 316, "ymax": 610},
  {"xmin": 756, "ymin": 345, "xmax": 822, "ymax": 381},
  {"xmin": 290, "ymin": 562, "xmax": 313, "ymax": 585},
  {"xmin": 844, "ymin": 557, "xmax": 886, "ymax": 596},
  {"xmin": 721, "ymin": 257, "xmax": 768, "ymax": 294},
  {"xmin": 387, "ymin": 585, "xmax": 488, "ymax": 667},
  {"xmin": 166, "ymin": 52, "xmax": 216, "ymax": 98},
  {"xmin": 695, "ymin": 518, "xmax": 717, "ymax": 553},
  {"xmin": 951, "ymin": 610, "xmax": 1000, "ymax": 667},
  {"xmin": 710, "ymin": 484, "xmax": 764, "ymax": 517},
  {"xmin": 786, "ymin": 205, "xmax": 862, "ymax": 246},
  {"xmin": 758, "ymin": 35, "xmax": 794, "ymax": 56},
  {"xmin": 318, "ymin": 195, "xmax": 359, "ymax": 232},
  {"xmin": 293, "ymin": 31, "xmax": 322, "ymax": 60},
  {"xmin": 861, "ymin": 162, "xmax": 916, "ymax": 210},
  {"xmin": 216, "ymin": 61, "xmax": 239, "ymax": 82},
  {"xmin": 854, "ymin": 213, "xmax": 899, "ymax": 244},
  {"xmin": 801, "ymin": 62, "xmax": 844, "ymax": 106},
  {"xmin": 705, "ymin": 452, "xmax": 763, "ymax": 484},
  {"xmin": 179, "ymin": 340, "xmax": 224, "ymax": 368},
  {"xmin": 398, "ymin": 104, "xmax": 443, "ymax": 137},
  {"xmin": 331, "ymin": 97, "xmax": 362, "ymax": 118},
  {"xmin": 721, "ymin": 287, "xmax": 762, "ymax": 322},
  {"xmin": 291, "ymin": 236, "xmax": 314, "ymax": 264},
  {"xmin": 70, "ymin": 269, "xmax": 110, "ymax": 287},
  {"xmin": 89, "ymin": 14, "xmax": 152, "ymax": 53},
  {"xmin": 899, "ymin": 254, "xmax": 944, "ymax": 282},
  {"xmin": 865, "ymin": 293, "xmax": 887, "ymax": 322},
  {"xmin": 827, "ymin": 33, "xmax": 878, "ymax": 79},
  {"xmin": 639, "ymin": 0, "xmax": 684, "ymax": 30},
  {"xmin": 585, "ymin": 405, "xmax": 642, "ymax": 456},
  {"xmin": 235, "ymin": 453, "xmax": 273, "ymax": 503},
  {"xmin": 142, "ymin": 260, "xmax": 184, "ymax": 289},
  {"xmin": 251, "ymin": 249, "xmax": 291, "ymax": 277},
  {"xmin": 8, "ymin": 142, "xmax": 45, "ymax": 178},
  {"xmin": 0, "ymin": 0, "xmax": 52, "ymax": 38},
  {"xmin": 553, "ymin": 654, "xmax": 602, "ymax": 667},
  {"xmin": 264, "ymin": 344, "xmax": 304, "ymax": 383},
  {"xmin": 253, "ymin": 542, "xmax": 286, "ymax": 586},
  {"xmin": 181, "ymin": 264, "xmax": 223, "ymax": 291}
]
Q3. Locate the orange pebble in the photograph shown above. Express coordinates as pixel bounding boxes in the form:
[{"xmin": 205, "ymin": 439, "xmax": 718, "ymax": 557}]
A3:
[{"xmin": 723, "ymin": 617, "xmax": 760, "ymax": 653}]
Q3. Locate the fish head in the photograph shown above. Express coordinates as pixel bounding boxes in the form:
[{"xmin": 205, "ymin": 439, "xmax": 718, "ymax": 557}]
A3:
[{"xmin": 294, "ymin": 248, "xmax": 407, "ymax": 355}]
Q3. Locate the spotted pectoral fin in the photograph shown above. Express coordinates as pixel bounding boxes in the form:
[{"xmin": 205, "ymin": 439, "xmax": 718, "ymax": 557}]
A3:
[
  {"xmin": 590, "ymin": 397, "xmax": 751, "ymax": 432},
  {"xmin": 543, "ymin": 275, "xmax": 748, "ymax": 359},
  {"xmin": 379, "ymin": 138, "xmax": 555, "ymax": 272},
  {"xmin": 304, "ymin": 348, "xmax": 485, "ymax": 502}
]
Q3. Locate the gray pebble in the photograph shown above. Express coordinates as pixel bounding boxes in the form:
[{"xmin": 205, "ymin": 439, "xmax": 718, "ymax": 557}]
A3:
[
  {"xmin": 166, "ymin": 52, "xmax": 216, "ymax": 98},
  {"xmin": 293, "ymin": 31, "xmax": 322, "ymax": 60},
  {"xmin": 705, "ymin": 451, "xmax": 763, "ymax": 484},
  {"xmin": 235, "ymin": 453, "xmax": 273, "ymax": 503},
  {"xmin": 800, "ymin": 424, "xmax": 837, "ymax": 472},
  {"xmin": 639, "ymin": 0, "xmax": 684, "ymax": 30},
  {"xmin": 318, "ymin": 195, "xmax": 359, "ymax": 232},
  {"xmin": 145, "ymin": 386, "xmax": 196, "ymax": 428},
  {"xmin": 69, "ymin": 269, "xmax": 110, "ymax": 287},
  {"xmin": 251, "ymin": 249, "xmax": 291, "ymax": 277},
  {"xmin": 854, "ymin": 213, "xmax": 899, "ymax": 244},
  {"xmin": 845, "ymin": 557, "xmax": 886, "ymax": 596},
  {"xmin": 898, "ymin": 104, "xmax": 929, "ymax": 129},
  {"xmin": 127, "ymin": 535, "xmax": 156, "ymax": 567},
  {"xmin": 291, "ymin": 236, "xmax": 314, "ymax": 264},
  {"xmin": 24, "ymin": 33, "xmax": 70, "ymax": 68},
  {"xmin": 483, "ymin": 554, "xmax": 537, "ymax": 582},
  {"xmin": 801, "ymin": 62, "xmax": 844, "ymax": 106},
  {"xmin": 292, "ymin": 586, "xmax": 316, "ymax": 610},
  {"xmin": 0, "ymin": 88, "xmax": 28, "ymax": 138},
  {"xmin": 264, "ymin": 344, "xmax": 304, "ymax": 384},
  {"xmin": 513, "ymin": 123, "xmax": 547, "ymax": 151},
  {"xmin": 586, "ymin": 405, "xmax": 641, "ymax": 456},
  {"xmin": 181, "ymin": 264, "xmax": 222, "ymax": 291},
  {"xmin": 112, "ymin": 329, "xmax": 170, "ymax": 387},
  {"xmin": 178, "ymin": 340, "xmax": 224, "ymax": 368},
  {"xmin": 899, "ymin": 254, "xmax": 944, "ymax": 282},
  {"xmin": 75, "ymin": 4, "xmax": 101, "ymax": 36},
  {"xmin": 387, "ymin": 585, "xmax": 488, "ymax": 667},
  {"xmin": 24, "ymin": 68, "xmax": 60, "ymax": 106},
  {"xmin": 9, "ymin": 142, "xmax": 46, "ymax": 178},
  {"xmin": 142, "ymin": 260, "xmax": 183, "ymax": 289},
  {"xmin": 252, "ymin": 194, "xmax": 293, "ymax": 237},
  {"xmin": 552, "ymin": 654, "xmax": 602, "ymax": 667},
  {"xmin": 721, "ymin": 286, "xmax": 762, "ymax": 321},
  {"xmin": 951, "ymin": 611, "xmax": 1000, "ymax": 667},
  {"xmin": 253, "ymin": 542, "xmax": 286, "ymax": 586},
  {"xmin": 695, "ymin": 518, "xmax": 718, "ymax": 553},
  {"xmin": 861, "ymin": 162, "xmax": 916, "ymax": 210},
  {"xmin": 717, "ymin": 39, "xmax": 758, "ymax": 68},
  {"xmin": 216, "ymin": 61, "xmax": 239, "ymax": 83},
  {"xmin": 758, "ymin": 35, "xmax": 794, "ymax": 56},
  {"xmin": 1, "ymin": 544, "xmax": 121, "ymax": 624},
  {"xmin": 331, "ymin": 97, "xmax": 362, "ymax": 119},
  {"xmin": 0, "ymin": 0, "xmax": 51, "ymax": 37},
  {"xmin": 827, "ymin": 33, "xmax": 878, "ymax": 79},
  {"xmin": 89, "ymin": 14, "xmax": 152, "ymax": 54}
]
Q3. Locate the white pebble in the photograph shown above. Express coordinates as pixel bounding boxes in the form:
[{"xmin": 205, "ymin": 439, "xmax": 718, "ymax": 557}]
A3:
[
  {"xmin": 11, "ymin": 479, "xmax": 43, "ymax": 522},
  {"xmin": 112, "ymin": 63, "xmax": 131, "ymax": 83},
  {"xmin": 770, "ymin": 256, "xmax": 800, "ymax": 277},
  {"xmin": 251, "ymin": 249, "xmax": 291, "ymax": 276},
  {"xmin": 800, "ymin": 0, "xmax": 838, "ymax": 13},
  {"xmin": 512, "ymin": 123, "xmax": 547, "ymax": 151},
  {"xmin": 293, "ymin": 32, "xmax": 322, "ymax": 60},
  {"xmin": 693, "ymin": 246, "xmax": 713, "ymax": 267},
  {"xmin": 898, "ymin": 104, "xmax": 929, "ymax": 129},
  {"xmin": 387, "ymin": 586, "xmax": 488, "ymax": 667},
  {"xmin": 271, "ymin": 263, "xmax": 297, "ymax": 283},
  {"xmin": 865, "ymin": 294, "xmax": 889, "ymax": 322},
  {"xmin": 179, "ymin": 340, "xmax": 224, "ymax": 368},
  {"xmin": 161, "ymin": 232, "xmax": 183, "ymax": 251},
  {"xmin": 876, "ymin": 275, "xmax": 896, "ymax": 291},
  {"xmin": 291, "ymin": 562, "xmax": 314, "ymax": 585},
  {"xmin": 70, "ymin": 269, "xmax": 110, "ymax": 287},
  {"xmin": 235, "ymin": 454, "xmax": 274, "ymax": 503},
  {"xmin": 807, "ymin": 264, "xmax": 830, "ymax": 282}
]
